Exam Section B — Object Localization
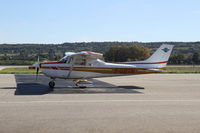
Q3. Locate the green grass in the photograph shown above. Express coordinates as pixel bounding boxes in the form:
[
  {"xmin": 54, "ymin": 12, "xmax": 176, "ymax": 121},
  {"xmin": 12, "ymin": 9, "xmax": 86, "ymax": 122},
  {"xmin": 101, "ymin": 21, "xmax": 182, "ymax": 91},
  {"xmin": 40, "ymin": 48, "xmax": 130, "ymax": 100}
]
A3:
[
  {"xmin": 0, "ymin": 65, "xmax": 200, "ymax": 74},
  {"xmin": 0, "ymin": 67, "xmax": 42, "ymax": 74},
  {"xmin": 164, "ymin": 65, "xmax": 200, "ymax": 73},
  {"xmin": 162, "ymin": 71, "xmax": 200, "ymax": 74}
]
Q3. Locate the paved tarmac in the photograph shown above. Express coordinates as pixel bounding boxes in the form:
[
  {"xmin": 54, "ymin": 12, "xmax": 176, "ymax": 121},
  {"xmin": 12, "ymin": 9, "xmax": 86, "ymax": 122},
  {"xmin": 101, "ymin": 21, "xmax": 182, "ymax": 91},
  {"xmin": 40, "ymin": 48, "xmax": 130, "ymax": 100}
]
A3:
[{"xmin": 0, "ymin": 74, "xmax": 200, "ymax": 133}]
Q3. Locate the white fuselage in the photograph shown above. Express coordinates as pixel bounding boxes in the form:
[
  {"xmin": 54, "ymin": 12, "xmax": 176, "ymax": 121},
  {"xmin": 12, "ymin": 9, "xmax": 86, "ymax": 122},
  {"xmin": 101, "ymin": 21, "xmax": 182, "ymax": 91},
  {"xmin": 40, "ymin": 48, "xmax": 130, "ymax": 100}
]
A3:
[{"xmin": 40, "ymin": 59, "xmax": 163, "ymax": 79}]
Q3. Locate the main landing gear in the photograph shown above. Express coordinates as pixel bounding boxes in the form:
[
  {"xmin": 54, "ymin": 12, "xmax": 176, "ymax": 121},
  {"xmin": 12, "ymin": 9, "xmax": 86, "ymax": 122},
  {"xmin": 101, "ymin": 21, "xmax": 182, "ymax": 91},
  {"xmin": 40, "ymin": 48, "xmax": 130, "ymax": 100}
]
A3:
[{"xmin": 73, "ymin": 79, "xmax": 93, "ymax": 88}]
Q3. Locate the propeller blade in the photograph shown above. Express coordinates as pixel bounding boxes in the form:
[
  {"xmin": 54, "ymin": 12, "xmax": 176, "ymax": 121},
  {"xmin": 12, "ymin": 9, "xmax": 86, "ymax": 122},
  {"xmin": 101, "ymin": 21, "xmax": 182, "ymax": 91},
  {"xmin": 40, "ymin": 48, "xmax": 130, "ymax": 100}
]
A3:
[
  {"xmin": 37, "ymin": 56, "xmax": 40, "ymax": 62},
  {"xmin": 36, "ymin": 66, "xmax": 39, "ymax": 80},
  {"xmin": 34, "ymin": 56, "xmax": 40, "ymax": 80}
]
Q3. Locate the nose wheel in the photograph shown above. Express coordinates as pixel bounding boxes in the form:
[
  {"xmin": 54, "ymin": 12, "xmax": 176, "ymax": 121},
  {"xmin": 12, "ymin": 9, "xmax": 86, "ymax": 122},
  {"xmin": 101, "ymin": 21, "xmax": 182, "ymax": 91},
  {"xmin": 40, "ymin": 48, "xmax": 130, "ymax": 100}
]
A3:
[{"xmin": 49, "ymin": 81, "xmax": 55, "ymax": 91}]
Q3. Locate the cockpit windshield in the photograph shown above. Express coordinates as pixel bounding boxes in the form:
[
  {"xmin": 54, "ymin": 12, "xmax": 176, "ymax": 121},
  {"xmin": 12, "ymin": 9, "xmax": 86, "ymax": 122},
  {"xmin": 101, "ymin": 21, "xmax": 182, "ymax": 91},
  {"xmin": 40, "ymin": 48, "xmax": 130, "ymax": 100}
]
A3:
[{"xmin": 60, "ymin": 56, "xmax": 71, "ymax": 64}]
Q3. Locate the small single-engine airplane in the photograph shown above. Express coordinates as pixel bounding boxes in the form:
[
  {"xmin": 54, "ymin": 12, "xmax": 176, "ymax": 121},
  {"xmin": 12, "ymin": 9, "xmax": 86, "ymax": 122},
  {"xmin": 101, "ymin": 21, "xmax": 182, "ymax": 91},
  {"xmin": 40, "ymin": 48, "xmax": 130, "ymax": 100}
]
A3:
[{"xmin": 29, "ymin": 44, "xmax": 174, "ymax": 90}]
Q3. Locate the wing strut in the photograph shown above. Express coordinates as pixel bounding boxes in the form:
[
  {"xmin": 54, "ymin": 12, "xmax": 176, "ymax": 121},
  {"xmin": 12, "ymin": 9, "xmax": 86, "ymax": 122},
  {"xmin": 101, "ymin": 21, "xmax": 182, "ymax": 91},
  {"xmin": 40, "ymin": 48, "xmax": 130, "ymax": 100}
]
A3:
[{"xmin": 67, "ymin": 57, "xmax": 74, "ymax": 78}]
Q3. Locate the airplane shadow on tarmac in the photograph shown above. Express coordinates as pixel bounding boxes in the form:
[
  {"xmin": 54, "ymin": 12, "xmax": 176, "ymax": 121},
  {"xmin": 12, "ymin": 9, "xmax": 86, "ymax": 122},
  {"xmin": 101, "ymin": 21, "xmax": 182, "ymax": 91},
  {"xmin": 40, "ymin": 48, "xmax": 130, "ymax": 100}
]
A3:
[{"xmin": 14, "ymin": 74, "xmax": 144, "ymax": 95}]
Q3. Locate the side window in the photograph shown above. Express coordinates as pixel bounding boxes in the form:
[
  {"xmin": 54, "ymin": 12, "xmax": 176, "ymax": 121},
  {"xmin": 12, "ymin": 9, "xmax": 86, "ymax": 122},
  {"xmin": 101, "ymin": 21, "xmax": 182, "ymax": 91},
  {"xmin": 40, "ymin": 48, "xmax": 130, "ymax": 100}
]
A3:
[
  {"xmin": 74, "ymin": 58, "xmax": 86, "ymax": 65},
  {"xmin": 86, "ymin": 60, "xmax": 94, "ymax": 66}
]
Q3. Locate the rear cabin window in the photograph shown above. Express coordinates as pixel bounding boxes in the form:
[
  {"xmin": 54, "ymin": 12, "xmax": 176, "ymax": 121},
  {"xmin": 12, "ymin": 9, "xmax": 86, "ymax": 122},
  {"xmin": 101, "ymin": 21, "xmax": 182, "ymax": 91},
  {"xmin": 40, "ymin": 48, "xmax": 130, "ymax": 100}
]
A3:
[{"xmin": 74, "ymin": 58, "xmax": 86, "ymax": 66}]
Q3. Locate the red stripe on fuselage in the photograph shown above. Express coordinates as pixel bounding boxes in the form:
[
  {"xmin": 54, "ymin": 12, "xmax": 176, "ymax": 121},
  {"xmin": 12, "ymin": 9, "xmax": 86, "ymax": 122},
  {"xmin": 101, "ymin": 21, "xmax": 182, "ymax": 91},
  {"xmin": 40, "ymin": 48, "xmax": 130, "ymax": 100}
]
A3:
[
  {"xmin": 40, "ymin": 60, "xmax": 168, "ymax": 66},
  {"xmin": 40, "ymin": 61, "xmax": 64, "ymax": 64},
  {"xmin": 51, "ymin": 67, "xmax": 58, "ymax": 70},
  {"xmin": 115, "ymin": 61, "xmax": 168, "ymax": 64}
]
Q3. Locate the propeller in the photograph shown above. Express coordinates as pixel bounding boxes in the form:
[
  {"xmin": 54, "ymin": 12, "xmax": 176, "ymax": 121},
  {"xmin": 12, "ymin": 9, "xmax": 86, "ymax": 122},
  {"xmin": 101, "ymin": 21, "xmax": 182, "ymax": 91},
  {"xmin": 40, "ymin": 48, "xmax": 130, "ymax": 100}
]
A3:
[
  {"xmin": 36, "ymin": 66, "xmax": 39, "ymax": 80},
  {"xmin": 34, "ymin": 56, "xmax": 40, "ymax": 80}
]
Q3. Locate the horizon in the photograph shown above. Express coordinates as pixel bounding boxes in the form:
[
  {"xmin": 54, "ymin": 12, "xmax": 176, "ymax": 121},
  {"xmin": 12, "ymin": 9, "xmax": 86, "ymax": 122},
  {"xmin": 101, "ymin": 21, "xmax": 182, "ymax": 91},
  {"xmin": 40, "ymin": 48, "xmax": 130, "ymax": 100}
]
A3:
[{"xmin": 1, "ymin": 41, "xmax": 200, "ymax": 45}]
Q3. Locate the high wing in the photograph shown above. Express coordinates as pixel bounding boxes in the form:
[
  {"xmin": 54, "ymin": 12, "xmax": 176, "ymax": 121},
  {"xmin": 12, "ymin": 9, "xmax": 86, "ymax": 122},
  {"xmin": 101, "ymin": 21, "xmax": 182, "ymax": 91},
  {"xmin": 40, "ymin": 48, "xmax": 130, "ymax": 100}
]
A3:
[
  {"xmin": 67, "ymin": 51, "xmax": 103, "ymax": 59},
  {"xmin": 60, "ymin": 51, "xmax": 103, "ymax": 62}
]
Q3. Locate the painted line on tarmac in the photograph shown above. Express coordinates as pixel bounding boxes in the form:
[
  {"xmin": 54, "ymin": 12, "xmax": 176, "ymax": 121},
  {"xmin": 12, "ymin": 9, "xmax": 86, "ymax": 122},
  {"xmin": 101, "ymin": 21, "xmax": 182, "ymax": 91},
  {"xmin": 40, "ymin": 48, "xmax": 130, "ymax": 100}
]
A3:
[{"xmin": 1, "ymin": 99, "xmax": 200, "ymax": 104}]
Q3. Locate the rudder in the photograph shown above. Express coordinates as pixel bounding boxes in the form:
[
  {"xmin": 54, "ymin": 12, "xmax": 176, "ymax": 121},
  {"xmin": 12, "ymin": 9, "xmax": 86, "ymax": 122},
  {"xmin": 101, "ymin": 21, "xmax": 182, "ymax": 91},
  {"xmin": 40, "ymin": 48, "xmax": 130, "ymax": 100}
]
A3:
[{"xmin": 145, "ymin": 44, "xmax": 174, "ymax": 63}]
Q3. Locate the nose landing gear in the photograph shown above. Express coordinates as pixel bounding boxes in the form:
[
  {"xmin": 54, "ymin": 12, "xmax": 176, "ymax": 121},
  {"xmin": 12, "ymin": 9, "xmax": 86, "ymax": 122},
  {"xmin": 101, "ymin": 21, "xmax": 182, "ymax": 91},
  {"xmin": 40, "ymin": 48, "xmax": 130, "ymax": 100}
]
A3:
[{"xmin": 49, "ymin": 79, "xmax": 55, "ymax": 91}]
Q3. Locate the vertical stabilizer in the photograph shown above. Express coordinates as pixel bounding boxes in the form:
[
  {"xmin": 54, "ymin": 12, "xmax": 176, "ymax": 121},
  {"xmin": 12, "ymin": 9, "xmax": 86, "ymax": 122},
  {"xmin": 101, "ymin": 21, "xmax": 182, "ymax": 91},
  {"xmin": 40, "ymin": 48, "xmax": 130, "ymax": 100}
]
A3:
[
  {"xmin": 116, "ymin": 44, "xmax": 174, "ymax": 69},
  {"xmin": 145, "ymin": 44, "xmax": 174, "ymax": 63}
]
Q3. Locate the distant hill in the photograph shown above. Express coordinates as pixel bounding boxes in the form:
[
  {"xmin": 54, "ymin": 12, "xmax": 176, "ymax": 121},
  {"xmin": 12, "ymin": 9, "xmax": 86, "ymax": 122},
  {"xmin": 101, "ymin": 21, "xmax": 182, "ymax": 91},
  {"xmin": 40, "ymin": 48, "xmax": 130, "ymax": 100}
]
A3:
[{"xmin": 0, "ymin": 42, "xmax": 200, "ymax": 65}]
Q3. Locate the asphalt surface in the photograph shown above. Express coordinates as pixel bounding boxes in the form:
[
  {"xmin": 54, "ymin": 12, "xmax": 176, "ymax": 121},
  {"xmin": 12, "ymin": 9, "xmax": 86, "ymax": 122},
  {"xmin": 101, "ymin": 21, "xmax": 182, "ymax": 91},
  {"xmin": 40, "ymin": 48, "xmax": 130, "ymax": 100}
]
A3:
[{"xmin": 0, "ymin": 74, "xmax": 200, "ymax": 133}]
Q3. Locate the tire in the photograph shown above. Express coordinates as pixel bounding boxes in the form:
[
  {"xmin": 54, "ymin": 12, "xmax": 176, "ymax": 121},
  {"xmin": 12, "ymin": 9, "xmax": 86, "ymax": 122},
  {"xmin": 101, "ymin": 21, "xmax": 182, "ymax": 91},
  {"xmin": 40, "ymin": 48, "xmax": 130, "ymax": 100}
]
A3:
[{"xmin": 49, "ymin": 81, "xmax": 55, "ymax": 88}]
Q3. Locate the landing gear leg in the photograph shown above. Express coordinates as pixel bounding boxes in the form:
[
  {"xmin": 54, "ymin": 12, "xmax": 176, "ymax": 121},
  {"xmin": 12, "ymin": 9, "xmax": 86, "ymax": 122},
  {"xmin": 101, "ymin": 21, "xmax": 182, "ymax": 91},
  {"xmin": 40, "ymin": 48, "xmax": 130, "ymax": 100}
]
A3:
[
  {"xmin": 73, "ymin": 79, "xmax": 92, "ymax": 88},
  {"xmin": 49, "ymin": 79, "xmax": 55, "ymax": 91}
]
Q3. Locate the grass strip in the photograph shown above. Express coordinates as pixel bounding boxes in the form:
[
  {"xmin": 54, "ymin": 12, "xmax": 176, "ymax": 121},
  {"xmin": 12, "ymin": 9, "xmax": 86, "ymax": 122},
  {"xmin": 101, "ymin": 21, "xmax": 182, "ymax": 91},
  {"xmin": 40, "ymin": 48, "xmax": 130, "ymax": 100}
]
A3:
[{"xmin": 0, "ymin": 67, "xmax": 42, "ymax": 74}]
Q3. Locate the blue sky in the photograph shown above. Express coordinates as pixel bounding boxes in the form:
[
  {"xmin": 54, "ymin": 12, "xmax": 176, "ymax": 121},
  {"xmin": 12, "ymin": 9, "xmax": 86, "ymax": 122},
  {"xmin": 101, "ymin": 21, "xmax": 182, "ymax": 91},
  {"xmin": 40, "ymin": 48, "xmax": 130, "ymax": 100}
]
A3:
[{"xmin": 0, "ymin": 0, "xmax": 200, "ymax": 43}]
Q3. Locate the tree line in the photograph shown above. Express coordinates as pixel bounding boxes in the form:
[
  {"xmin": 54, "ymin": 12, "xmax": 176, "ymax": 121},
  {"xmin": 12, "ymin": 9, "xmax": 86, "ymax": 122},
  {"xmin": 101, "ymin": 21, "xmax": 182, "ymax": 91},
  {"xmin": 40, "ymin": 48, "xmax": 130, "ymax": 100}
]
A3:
[
  {"xmin": 104, "ymin": 45, "xmax": 200, "ymax": 64},
  {"xmin": 169, "ymin": 52, "xmax": 200, "ymax": 65},
  {"xmin": 104, "ymin": 45, "xmax": 150, "ymax": 62},
  {"xmin": 0, "ymin": 42, "xmax": 200, "ymax": 65}
]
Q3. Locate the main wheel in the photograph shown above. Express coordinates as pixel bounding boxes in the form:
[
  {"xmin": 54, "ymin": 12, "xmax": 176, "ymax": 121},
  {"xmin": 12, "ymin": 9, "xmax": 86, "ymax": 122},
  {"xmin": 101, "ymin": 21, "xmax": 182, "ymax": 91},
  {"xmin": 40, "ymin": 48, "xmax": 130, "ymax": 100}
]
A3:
[{"xmin": 49, "ymin": 81, "xmax": 55, "ymax": 88}]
